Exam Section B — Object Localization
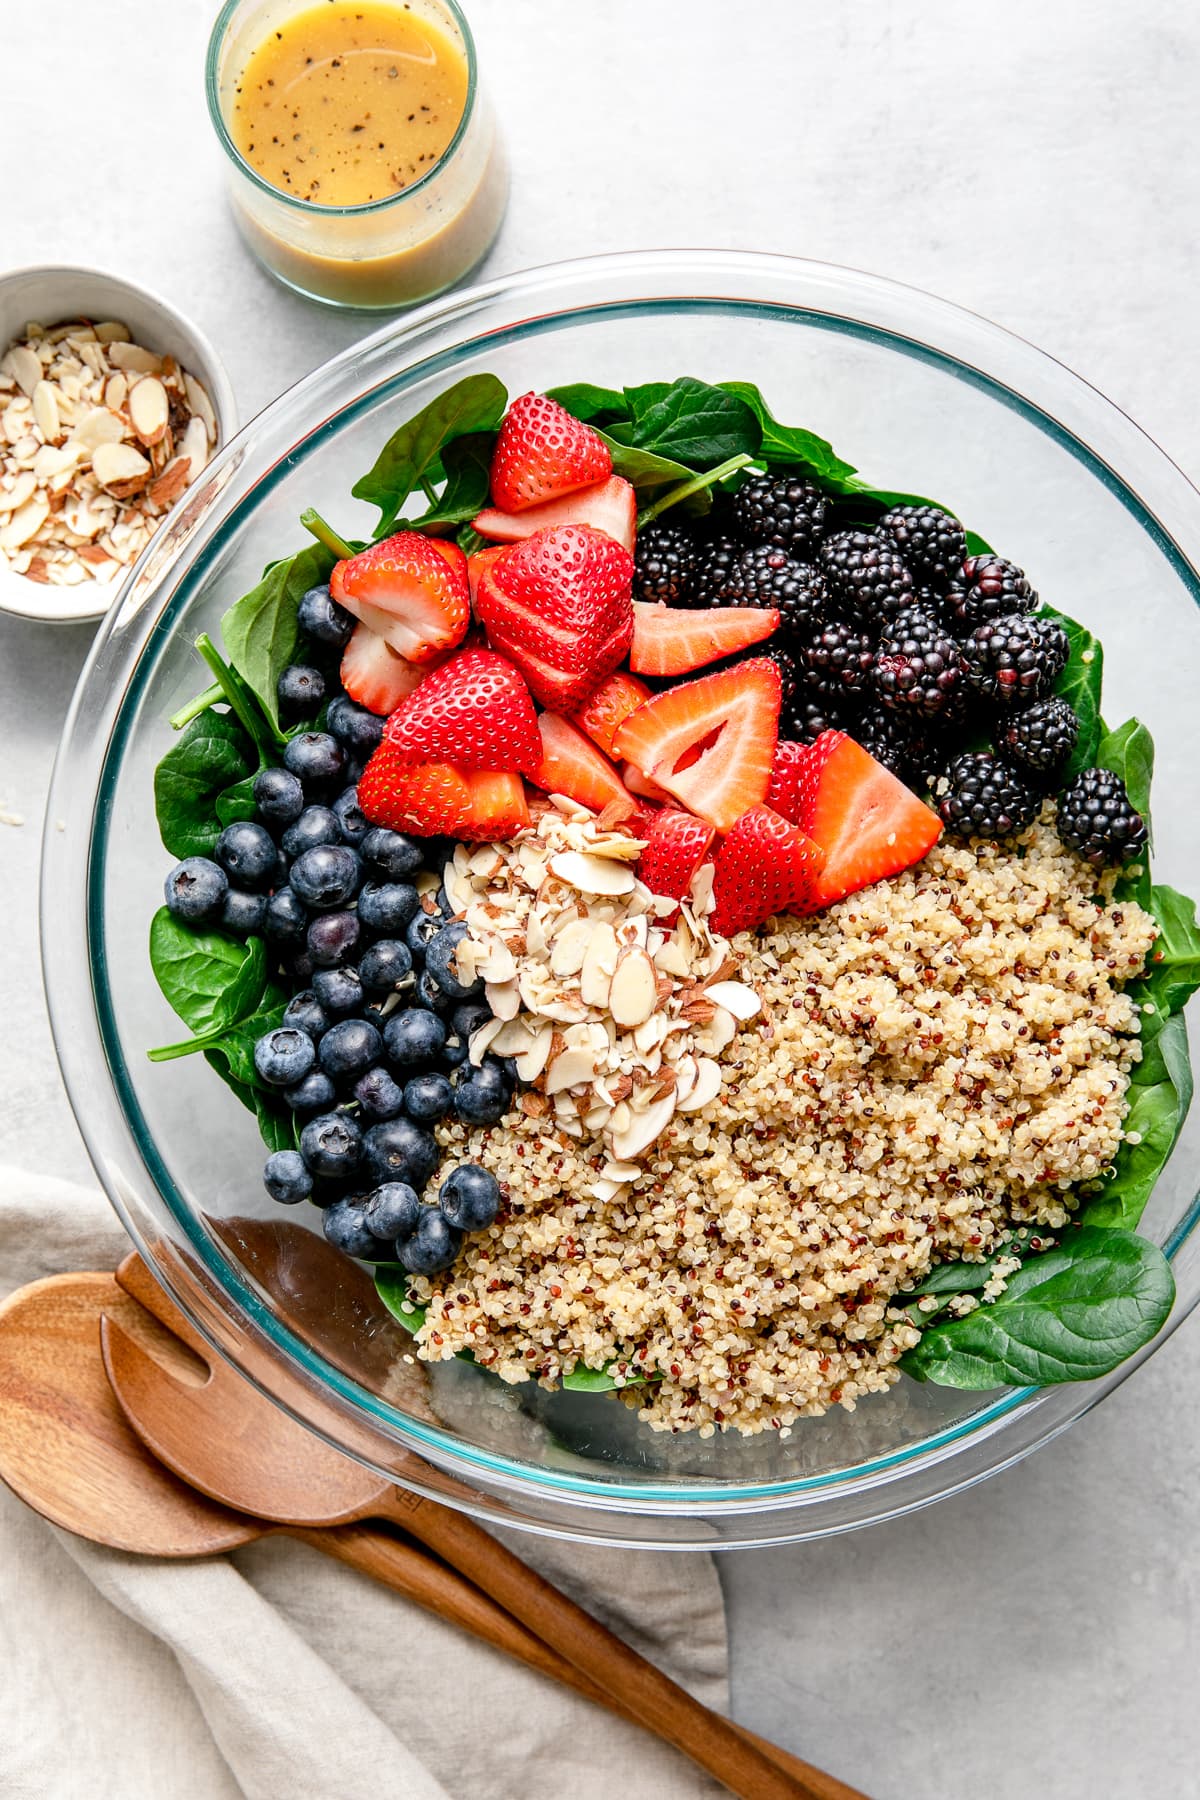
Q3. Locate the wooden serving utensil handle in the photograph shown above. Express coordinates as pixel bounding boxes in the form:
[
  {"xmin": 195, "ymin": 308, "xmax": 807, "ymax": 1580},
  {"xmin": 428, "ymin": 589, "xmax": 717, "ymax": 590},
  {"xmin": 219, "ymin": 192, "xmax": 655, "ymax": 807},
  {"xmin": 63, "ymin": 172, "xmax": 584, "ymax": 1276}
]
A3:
[
  {"xmin": 378, "ymin": 1488, "xmax": 827, "ymax": 1800},
  {"xmin": 302, "ymin": 1521, "xmax": 867, "ymax": 1799}
]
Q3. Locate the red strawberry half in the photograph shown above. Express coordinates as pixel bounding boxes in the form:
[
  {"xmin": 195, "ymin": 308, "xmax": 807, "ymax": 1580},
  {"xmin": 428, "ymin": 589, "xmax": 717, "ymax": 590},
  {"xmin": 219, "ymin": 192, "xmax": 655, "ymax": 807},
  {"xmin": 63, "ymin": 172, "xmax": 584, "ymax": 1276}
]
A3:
[
  {"xmin": 638, "ymin": 809, "xmax": 715, "ymax": 907},
  {"xmin": 709, "ymin": 806, "xmax": 826, "ymax": 937},
  {"xmin": 530, "ymin": 713, "xmax": 635, "ymax": 816},
  {"xmin": 794, "ymin": 731, "xmax": 943, "ymax": 909},
  {"xmin": 467, "ymin": 544, "xmax": 508, "ymax": 609},
  {"xmin": 474, "ymin": 475, "xmax": 636, "ymax": 554},
  {"xmin": 332, "ymin": 531, "xmax": 471, "ymax": 664},
  {"xmin": 573, "ymin": 671, "xmax": 651, "ymax": 757},
  {"xmin": 613, "ymin": 658, "xmax": 781, "ymax": 833},
  {"xmin": 622, "ymin": 761, "xmax": 673, "ymax": 805},
  {"xmin": 630, "ymin": 602, "xmax": 780, "ymax": 677},
  {"xmin": 358, "ymin": 745, "xmax": 529, "ymax": 842},
  {"xmin": 382, "ymin": 646, "xmax": 541, "ymax": 773},
  {"xmin": 489, "ymin": 392, "xmax": 612, "ymax": 513},
  {"xmin": 339, "ymin": 622, "xmax": 425, "ymax": 716},
  {"xmin": 476, "ymin": 523, "xmax": 634, "ymax": 712},
  {"xmin": 765, "ymin": 739, "xmax": 809, "ymax": 826}
]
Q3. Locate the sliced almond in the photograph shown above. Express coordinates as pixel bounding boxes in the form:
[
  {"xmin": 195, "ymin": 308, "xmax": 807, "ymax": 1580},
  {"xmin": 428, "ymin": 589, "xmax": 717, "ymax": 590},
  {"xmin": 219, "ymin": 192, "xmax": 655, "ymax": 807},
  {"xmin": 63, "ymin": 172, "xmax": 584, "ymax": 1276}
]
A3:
[
  {"xmin": 609, "ymin": 1089, "xmax": 677, "ymax": 1160},
  {"xmin": 107, "ymin": 341, "xmax": 162, "ymax": 375},
  {"xmin": 0, "ymin": 495, "xmax": 49, "ymax": 550},
  {"xmin": 578, "ymin": 920, "xmax": 619, "ymax": 1009},
  {"xmin": 0, "ymin": 470, "xmax": 36, "ymax": 515},
  {"xmin": 485, "ymin": 977, "xmax": 521, "ymax": 1021},
  {"xmin": 93, "ymin": 321, "xmax": 132, "ymax": 344},
  {"xmin": 127, "ymin": 375, "xmax": 170, "ymax": 446},
  {"xmin": 514, "ymin": 1024, "xmax": 555, "ymax": 1082},
  {"xmin": 548, "ymin": 915, "xmax": 593, "ymax": 978},
  {"xmin": 71, "ymin": 406, "xmax": 126, "ymax": 452},
  {"xmin": 1, "ymin": 345, "xmax": 42, "ymax": 396},
  {"xmin": 609, "ymin": 947, "xmax": 657, "ymax": 1028},
  {"xmin": 545, "ymin": 1046, "xmax": 598, "ymax": 1094},
  {"xmin": 704, "ymin": 980, "xmax": 762, "ymax": 1021},
  {"xmin": 676, "ymin": 1055, "xmax": 723, "ymax": 1113},
  {"xmin": 92, "ymin": 441, "xmax": 151, "ymax": 498},
  {"xmin": 548, "ymin": 850, "xmax": 636, "ymax": 896},
  {"xmin": 146, "ymin": 456, "xmax": 192, "ymax": 512},
  {"xmin": 31, "ymin": 380, "xmax": 61, "ymax": 444}
]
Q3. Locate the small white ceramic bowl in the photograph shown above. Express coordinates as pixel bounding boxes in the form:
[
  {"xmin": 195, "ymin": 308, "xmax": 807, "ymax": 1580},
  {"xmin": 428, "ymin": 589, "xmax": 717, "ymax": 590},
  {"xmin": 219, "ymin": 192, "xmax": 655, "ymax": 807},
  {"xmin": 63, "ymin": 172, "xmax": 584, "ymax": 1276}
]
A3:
[{"xmin": 0, "ymin": 265, "xmax": 237, "ymax": 625}]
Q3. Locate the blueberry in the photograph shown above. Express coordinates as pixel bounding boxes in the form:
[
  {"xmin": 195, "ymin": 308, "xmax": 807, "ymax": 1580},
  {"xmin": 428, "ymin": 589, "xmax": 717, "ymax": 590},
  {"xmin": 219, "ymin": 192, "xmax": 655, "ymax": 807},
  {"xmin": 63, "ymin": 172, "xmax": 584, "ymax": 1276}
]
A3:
[
  {"xmin": 290, "ymin": 844, "xmax": 362, "ymax": 910},
  {"xmin": 362, "ymin": 1181, "xmax": 421, "ymax": 1241},
  {"xmin": 214, "ymin": 820, "xmax": 277, "ymax": 891},
  {"xmin": 362, "ymin": 1117, "xmax": 440, "ymax": 1189},
  {"xmin": 282, "ymin": 805, "xmax": 341, "ymax": 857},
  {"xmin": 322, "ymin": 1196, "xmax": 385, "ymax": 1260},
  {"xmin": 359, "ymin": 938, "xmax": 413, "ymax": 992},
  {"xmin": 403, "ymin": 1072, "xmax": 454, "ymax": 1123},
  {"xmin": 414, "ymin": 967, "xmax": 453, "ymax": 1013},
  {"xmin": 300, "ymin": 1111, "xmax": 362, "ymax": 1177},
  {"xmin": 332, "ymin": 785, "xmax": 371, "ymax": 847},
  {"xmin": 253, "ymin": 766, "xmax": 305, "ymax": 824},
  {"xmin": 270, "ymin": 849, "xmax": 291, "ymax": 889},
  {"xmin": 451, "ymin": 1001, "xmax": 493, "ymax": 1043},
  {"xmin": 363, "ymin": 827, "xmax": 423, "ymax": 878},
  {"xmin": 263, "ymin": 1149, "xmax": 313, "ymax": 1205},
  {"xmin": 453, "ymin": 1057, "xmax": 511, "ymax": 1125},
  {"xmin": 283, "ymin": 990, "xmax": 328, "ymax": 1039},
  {"xmin": 405, "ymin": 911, "xmax": 441, "ymax": 961},
  {"xmin": 397, "ymin": 1209, "xmax": 463, "ymax": 1276},
  {"xmin": 318, "ymin": 1018, "xmax": 383, "ymax": 1081},
  {"xmin": 440, "ymin": 1029, "xmax": 468, "ymax": 1070},
  {"xmin": 277, "ymin": 663, "xmax": 326, "ymax": 719},
  {"xmin": 438, "ymin": 1163, "xmax": 500, "ymax": 1231},
  {"xmin": 283, "ymin": 731, "xmax": 346, "ymax": 787},
  {"xmin": 284, "ymin": 1070, "xmax": 337, "ymax": 1113},
  {"xmin": 289, "ymin": 950, "xmax": 315, "ymax": 985},
  {"xmin": 307, "ymin": 909, "xmax": 361, "ymax": 968},
  {"xmin": 383, "ymin": 1007, "xmax": 446, "ymax": 1066},
  {"xmin": 344, "ymin": 758, "xmax": 366, "ymax": 788},
  {"xmin": 327, "ymin": 697, "xmax": 385, "ymax": 756},
  {"xmin": 425, "ymin": 921, "xmax": 484, "ymax": 1000},
  {"xmin": 254, "ymin": 1026, "xmax": 316, "ymax": 1088},
  {"xmin": 358, "ymin": 881, "xmax": 419, "ymax": 934},
  {"xmin": 219, "ymin": 887, "xmax": 266, "ymax": 936},
  {"xmin": 354, "ymin": 1066, "xmax": 407, "ymax": 1120},
  {"xmin": 164, "ymin": 856, "xmax": 228, "ymax": 922},
  {"xmin": 264, "ymin": 886, "xmax": 308, "ymax": 944},
  {"xmin": 298, "ymin": 582, "xmax": 355, "ymax": 648},
  {"xmin": 312, "ymin": 966, "xmax": 364, "ymax": 1015}
]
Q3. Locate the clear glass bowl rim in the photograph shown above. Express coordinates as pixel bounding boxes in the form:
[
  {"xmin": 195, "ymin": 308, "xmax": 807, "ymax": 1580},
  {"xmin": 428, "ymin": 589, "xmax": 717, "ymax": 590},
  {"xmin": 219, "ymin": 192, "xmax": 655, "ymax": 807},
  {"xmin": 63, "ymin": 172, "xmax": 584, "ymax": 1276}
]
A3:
[{"xmin": 42, "ymin": 249, "xmax": 1200, "ymax": 1544}]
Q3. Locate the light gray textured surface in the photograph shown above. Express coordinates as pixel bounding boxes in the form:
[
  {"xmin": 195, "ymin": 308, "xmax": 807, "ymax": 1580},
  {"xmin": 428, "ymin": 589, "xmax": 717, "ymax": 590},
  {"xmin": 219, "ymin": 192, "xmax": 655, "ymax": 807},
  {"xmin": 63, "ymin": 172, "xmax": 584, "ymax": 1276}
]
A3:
[{"xmin": 3, "ymin": 3, "xmax": 1199, "ymax": 1796}]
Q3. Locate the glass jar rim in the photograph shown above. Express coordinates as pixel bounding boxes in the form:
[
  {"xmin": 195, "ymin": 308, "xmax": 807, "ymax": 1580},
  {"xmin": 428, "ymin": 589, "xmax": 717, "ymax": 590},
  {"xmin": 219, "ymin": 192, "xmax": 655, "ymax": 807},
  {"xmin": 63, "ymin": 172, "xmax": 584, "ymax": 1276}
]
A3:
[{"xmin": 204, "ymin": 0, "xmax": 479, "ymax": 218}]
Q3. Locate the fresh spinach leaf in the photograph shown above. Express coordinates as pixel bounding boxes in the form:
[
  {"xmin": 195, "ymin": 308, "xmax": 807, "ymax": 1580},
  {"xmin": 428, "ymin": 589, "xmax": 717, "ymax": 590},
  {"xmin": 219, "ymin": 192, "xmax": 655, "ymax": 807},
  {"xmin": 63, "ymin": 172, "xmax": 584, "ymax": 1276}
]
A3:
[
  {"xmin": 147, "ymin": 911, "xmax": 269, "ymax": 1051},
  {"xmin": 901, "ymin": 1227, "xmax": 1175, "ymax": 1387},
  {"xmin": 545, "ymin": 382, "xmax": 628, "ymax": 426},
  {"xmin": 718, "ymin": 381, "xmax": 858, "ymax": 486},
  {"xmin": 600, "ymin": 434, "xmax": 695, "ymax": 494},
  {"xmin": 374, "ymin": 1267, "xmax": 427, "ymax": 1332},
  {"xmin": 220, "ymin": 543, "xmax": 337, "ymax": 731},
  {"xmin": 202, "ymin": 1051, "xmax": 296, "ymax": 1152},
  {"xmin": 897, "ymin": 1228, "xmax": 1051, "ymax": 1324},
  {"xmin": 214, "ymin": 772, "xmax": 261, "ymax": 829},
  {"xmin": 1083, "ymin": 1012, "xmax": 1193, "ymax": 1230},
  {"xmin": 615, "ymin": 377, "xmax": 761, "ymax": 468},
  {"xmin": 1040, "ymin": 605, "xmax": 1104, "ymax": 778},
  {"xmin": 411, "ymin": 431, "xmax": 497, "ymax": 530},
  {"xmin": 1096, "ymin": 716, "xmax": 1155, "ymax": 823},
  {"xmin": 201, "ymin": 984, "xmax": 288, "ymax": 1086},
  {"xmin": 1141, "ymin": 885, "xmax": 1200, "ymax": 1018},
  {"xmin": 352, "ymin": 374, "xmax": 507, "ymax": 537},
  {"xmin": 561, "ymin": 1364, "xmax": 622, "ymax": 1392},
  {"xmin": 154, "ymin": 711, "xmax": 256, "ymax": 858}
]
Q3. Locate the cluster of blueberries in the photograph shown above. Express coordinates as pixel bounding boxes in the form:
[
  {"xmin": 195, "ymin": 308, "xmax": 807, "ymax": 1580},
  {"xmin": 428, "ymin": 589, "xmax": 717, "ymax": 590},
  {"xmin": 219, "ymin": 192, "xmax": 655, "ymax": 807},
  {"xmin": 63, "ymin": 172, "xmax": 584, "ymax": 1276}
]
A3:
[{"xmin": 159, "ymin": 583, "xmax": 513, "ymax": 1276}]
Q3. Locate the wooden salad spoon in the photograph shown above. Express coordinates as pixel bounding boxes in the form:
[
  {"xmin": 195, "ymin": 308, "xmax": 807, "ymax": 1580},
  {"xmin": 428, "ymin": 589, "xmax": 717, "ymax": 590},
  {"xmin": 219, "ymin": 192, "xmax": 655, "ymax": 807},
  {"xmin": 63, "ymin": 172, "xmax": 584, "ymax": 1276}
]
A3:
[
  {"xmin": 105, "ymin": 1253, "xmax": 868, "ymax": 1800},
  {"xmin": 0, "ymin": 1267, "xmax": 861, "ymax": 1798}
]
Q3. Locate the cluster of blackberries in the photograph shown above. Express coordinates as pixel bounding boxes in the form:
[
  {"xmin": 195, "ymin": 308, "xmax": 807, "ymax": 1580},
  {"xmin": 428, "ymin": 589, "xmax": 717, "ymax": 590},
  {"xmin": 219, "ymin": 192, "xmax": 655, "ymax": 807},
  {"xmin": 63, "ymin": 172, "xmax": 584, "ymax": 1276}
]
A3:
[
  {"xmin": 635, "ymin": 489, "xmax": 1146, "ymax": 860},
  {"xmin": 161, "ymin": 583, "xmax": 513, "ymax": 1274}
]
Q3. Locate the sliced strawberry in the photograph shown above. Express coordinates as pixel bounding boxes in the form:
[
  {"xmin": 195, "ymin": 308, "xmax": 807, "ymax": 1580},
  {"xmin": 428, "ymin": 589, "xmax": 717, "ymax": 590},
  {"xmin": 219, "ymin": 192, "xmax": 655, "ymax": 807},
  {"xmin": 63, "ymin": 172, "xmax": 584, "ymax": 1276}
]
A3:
[
  {"xmin": 358, "ymin": 745, "xmax": 529, "ymax": 841},
  {"xmin": 530, "ymin": 713, "xmax": 635, "ymax": 816},
  {"xmin": 339, "ymin": 622, "xmax": 425, "ymax": 716},
  {"xmin": 795, "ymin": 731, "xmax": 943, "ymax": 909},
  {"xmin": 383, "ymin": 646, "xmax": 541, "ymax": 773},
  {"xmin": 630, "ymin": 603, "xmax": 780, "ymax": 677},
  {"xmin": 613, "ymin": 659, "xmax": 781, "ymax": 833},
  {"xmin": 709, "ymin": 806, "xmax": 826, "ymax": 937},
  {"xmin": 574, "ymin": 671, "xmax": 652, "ymax": 757},
  {"xmin": 474, "ymin": 476, "xmax": 636, "ymax": 553},
  {"xmin": 638, "ymin": 809, "xmax": 715, "ymax": 905},
  {"xmin": 766, "ymin": 739, "xmax": 809, "ymax": 826},
  {"xmin": 476, "ymin": 523, "xmax": 634, "ymax": 712},
  {"xmin": 331, "ymin": 531, "xmax": 470, "ymax": 664},
  {"xmin": 622, "ymin": 761, "xmax": 673, "ymax": 805},
  {"xmin": 489, "ymin": 392, "xmax": 612, "ymax": 513},
  {"xmin": 467, "ymin": 545, "xmax": 508, "ymax": 609}
]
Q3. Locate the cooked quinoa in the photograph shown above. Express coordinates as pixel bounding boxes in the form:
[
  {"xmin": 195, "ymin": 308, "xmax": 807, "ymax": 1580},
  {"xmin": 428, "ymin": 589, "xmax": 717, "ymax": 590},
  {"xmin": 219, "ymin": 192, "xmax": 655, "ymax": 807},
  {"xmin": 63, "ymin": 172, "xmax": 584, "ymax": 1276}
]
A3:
[{"xmin": 411, "ymin": 814, "xmax": 1157, "ymax": 1435}]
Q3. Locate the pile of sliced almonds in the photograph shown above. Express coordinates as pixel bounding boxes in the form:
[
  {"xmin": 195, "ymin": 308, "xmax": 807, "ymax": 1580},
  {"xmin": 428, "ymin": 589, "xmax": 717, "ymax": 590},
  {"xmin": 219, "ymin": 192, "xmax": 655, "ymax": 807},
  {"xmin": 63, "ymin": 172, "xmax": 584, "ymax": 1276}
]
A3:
[
  {"xmin": 443, "ymin": 797, "xmax": 764, "ymax": 1195},
  {"xmin": 0, "ymin": 319, "xmax": 217, "ymax": 588}
]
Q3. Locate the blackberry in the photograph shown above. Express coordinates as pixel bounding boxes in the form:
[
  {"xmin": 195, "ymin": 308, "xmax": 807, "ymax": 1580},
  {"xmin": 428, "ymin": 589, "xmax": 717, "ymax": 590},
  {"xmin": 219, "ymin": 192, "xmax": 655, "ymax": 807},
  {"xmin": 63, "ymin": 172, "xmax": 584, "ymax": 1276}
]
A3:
[
  {"xmin": 962, "ymin": 612, "xmax": 1069, "ymax": 709},
  {"xmin": 741, "ymin": 640, "xmax": 800, "ymax": 706},
  {"xmin": 800, "ymin": 619, "xmax": 875, "ymax": 700},
  {"xmin": 818, "ymin": 529, "xmax": 916, "ymax": 629},
  {"xmin": 855, "ymin": 708, "xmax": 925, "ymax": 782},
  {"xmin": 1057, "ymin": 768, "xmax": 1148, "ymax": 866},
  {"xmin": 998, "ymin": 695, "xmax": 1080, "ymax": 777},
  {"xmin": 633, "ymin": 521, "xmax": 700, "ymax": 606},
  {"xmin": 718, "ymin": 545, "xmax": 827, "ymax": 636},
  {"xmin": 950, "ymin": 554, "xmax": 1038, "ymax": 630},
  {"xmin": 732, "ymin": 473, "xmax": 829, "ymax": 556},
  {"xmin": 879, "ymin": 505, "xmax": 967, "ymax": 588},
  {"xmin": 691, "ymin": 534, "xmax": 744, "ymax": 604},
  {"xmin": 781, "ymin": 692, "xmax": 857, "ymax": 746},
  {"xmin": 872, "ymin": 606, "xmax": 966, "ymax": 720},
  {"xmin": 936, "ymin": 752, "xmax": 1042, "ymax": 838}
]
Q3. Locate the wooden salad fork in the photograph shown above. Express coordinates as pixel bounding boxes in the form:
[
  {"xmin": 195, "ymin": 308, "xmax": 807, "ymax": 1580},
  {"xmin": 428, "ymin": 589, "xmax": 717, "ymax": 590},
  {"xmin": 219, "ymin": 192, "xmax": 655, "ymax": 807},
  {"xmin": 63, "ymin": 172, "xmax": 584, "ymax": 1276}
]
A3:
[{"xmin": 103, "ymin": 1253, "xmax": 868, "ymax": 1800}]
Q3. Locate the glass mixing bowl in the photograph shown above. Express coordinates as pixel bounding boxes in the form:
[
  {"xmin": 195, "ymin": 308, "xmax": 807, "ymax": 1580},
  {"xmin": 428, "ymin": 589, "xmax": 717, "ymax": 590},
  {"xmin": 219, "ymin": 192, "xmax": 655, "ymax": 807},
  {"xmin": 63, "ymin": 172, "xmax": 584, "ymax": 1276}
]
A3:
[{"xmin": 42, "ymin": 251, "xmax": 1200, "ymax": 1548}]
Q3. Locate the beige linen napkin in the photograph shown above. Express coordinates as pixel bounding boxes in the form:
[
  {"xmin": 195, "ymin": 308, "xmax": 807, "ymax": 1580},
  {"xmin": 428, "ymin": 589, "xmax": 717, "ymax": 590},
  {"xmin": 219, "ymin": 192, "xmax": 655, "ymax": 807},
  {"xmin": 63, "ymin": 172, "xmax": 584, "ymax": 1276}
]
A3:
[{"xmin": 0, "ymin": 1170, "xmax": 729, "ymax": 1800}]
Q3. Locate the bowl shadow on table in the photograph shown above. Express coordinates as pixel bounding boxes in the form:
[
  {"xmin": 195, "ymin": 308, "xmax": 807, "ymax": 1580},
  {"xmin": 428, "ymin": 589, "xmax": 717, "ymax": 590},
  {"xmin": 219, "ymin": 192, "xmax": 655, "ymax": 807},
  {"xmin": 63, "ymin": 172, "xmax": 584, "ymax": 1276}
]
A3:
[{"xmin": 206, "ymin": 1215, "xmax": 1005, "ymax": 1487}]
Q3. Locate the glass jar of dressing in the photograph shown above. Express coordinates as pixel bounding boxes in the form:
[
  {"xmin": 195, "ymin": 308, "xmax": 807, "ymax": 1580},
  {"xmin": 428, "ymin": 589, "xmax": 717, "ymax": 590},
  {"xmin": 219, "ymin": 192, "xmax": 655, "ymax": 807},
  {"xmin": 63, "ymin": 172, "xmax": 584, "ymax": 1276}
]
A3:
[{"xmin": 206, "ymin": 0, "xmax": 507, "ymax": 310}]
